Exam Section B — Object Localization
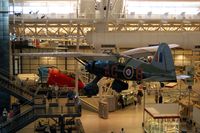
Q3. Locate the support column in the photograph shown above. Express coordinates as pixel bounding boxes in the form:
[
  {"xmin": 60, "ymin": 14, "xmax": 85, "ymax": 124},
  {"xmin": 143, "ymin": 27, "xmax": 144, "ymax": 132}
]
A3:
[
  {"xmin": 59, "ymin": 115, "xmax": 65, "ymax": 133},
  {"xmin": 75, "ymin": 24, "xmax": 80, "ymax": 95},
  {"xmin": 0, "ymin": 0, "xmax": 10, "ymax": 113}
]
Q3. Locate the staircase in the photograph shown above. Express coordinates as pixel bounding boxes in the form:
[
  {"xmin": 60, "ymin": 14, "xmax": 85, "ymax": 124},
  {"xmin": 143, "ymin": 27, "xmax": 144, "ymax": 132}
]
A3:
[
  {"xmin": 79, "ymin": 96, "xmax": 99, "ymax": 113},
  {"xmin": 0, "ymin": 102, "xmax": 82, "ymax": 133},
  {"xmin": 0, "ymin": 73, "xmax": 34, "ymax": 104},
  {"xmin": 0, "ymin": 107, "xmax": 37, "ymax": 133},
  {"xmin": 0, "ymin": 70, "xmax": 83, "ymax": 133}
]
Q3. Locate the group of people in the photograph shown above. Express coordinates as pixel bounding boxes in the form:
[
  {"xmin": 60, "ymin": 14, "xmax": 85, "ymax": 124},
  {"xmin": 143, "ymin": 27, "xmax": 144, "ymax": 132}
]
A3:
[{"xmin": 0, "ymin": 108, "xmax": 14, "ymax": 123}]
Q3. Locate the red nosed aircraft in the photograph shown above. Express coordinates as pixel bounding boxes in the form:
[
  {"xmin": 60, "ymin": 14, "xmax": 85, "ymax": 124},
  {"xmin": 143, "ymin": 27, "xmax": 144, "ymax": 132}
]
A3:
[{"xmin": 38, "ymin": 66, "xmax": 85, "ymax": 90}]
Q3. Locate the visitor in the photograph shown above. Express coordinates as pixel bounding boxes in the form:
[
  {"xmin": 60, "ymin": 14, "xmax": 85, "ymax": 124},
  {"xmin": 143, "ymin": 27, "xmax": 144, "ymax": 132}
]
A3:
[
  {"xmin": 47, "ymin": 89, "xmax": 53, "ymax": 103},
  {"xmin": 2, "ymin": 108, "xmax": 8, "ymax": 122},
  {"xmin": 137, "ymin": 90, "xmax": 143, "ymax": 105},
  {"xmin": 118, "ymin": 95, "xmax": 125, "ymax": 109},
  {"xmin": 159, "ymin": 93, "xmax": 163, "ymax": 103},
  {"xmin": 155, "ymin": 91, "xmax": 159, "ymax": 103},
  {"xmin": 134, "ymin": 93, "xmax": 137, "ymax": 106},
  {"xmin": 120, "ymin": 128, "xmax": 125, "ymax": 133},
  {"xmin": 54, "ymin": 84, "xmax": 59, "ymax": 102}
]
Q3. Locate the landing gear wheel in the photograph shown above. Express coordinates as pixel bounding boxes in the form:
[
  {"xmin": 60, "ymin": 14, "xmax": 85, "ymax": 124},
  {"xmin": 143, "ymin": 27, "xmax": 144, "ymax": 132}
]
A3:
[{"xmin": 83, "ymin": 83, "xmax": 99, "ymax": 97}]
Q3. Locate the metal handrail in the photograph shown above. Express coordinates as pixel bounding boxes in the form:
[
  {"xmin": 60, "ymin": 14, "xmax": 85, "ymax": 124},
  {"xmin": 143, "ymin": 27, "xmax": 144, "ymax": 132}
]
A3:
[
  {"xmin": 0, "ymin": 101, "xmax": 82, "ymax": 133},
  {"xmin": 0, "ymin": 73, "xmax": 34, "ymax": 96},
  {"xmin": 0, "ymin": 73, "xmax": 34, "ymax": 105}
]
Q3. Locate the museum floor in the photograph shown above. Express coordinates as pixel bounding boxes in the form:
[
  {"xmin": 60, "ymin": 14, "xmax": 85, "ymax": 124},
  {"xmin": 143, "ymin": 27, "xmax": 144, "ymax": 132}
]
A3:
[
  {"xmin": 17, "ymin": 95, "xmax": 154, "ymax": 133},
  {"xmin": 16, "ymin": 85, "xmax": 197, "ymax": 133}
]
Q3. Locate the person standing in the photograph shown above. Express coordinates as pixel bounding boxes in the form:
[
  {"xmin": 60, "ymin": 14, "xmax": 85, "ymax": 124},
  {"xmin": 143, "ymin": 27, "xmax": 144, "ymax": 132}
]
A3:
[
  {"xmin": 54, "ymin": 84, "xmax": 59, "ymax": 102},
  {"xmin": 47, "ymin": 89, "xmax": 52, "ymax": 103},
  {"xmin": 134, "ymin": 94, "xmax": 137, "ymax": 106},
  {"xmin": 137, "ymin": 90, "xmax": 143, "ymax": 105},
  {"xmin": 155, "ymin": 91, "xmax": 159, "ymax": 103},
  {"xmin": 118, "ymin": 95, "xmax": 125, "ymax": 109},
  {"xmin": 159, "ymin": 93, "xmax": 163, "ymax": 103},
  {"xmin": 120, "ymin": 128, "xmax": 125, "ymax": 133},
  {"xmin": 2, "ymin": 108, "xmax": 8, "ymax": 122}
]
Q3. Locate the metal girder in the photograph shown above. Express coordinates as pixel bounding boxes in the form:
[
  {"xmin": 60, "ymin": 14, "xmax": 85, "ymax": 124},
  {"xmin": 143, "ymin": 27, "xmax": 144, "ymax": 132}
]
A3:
[{"xmin": 10, "ymin": 21, "xmax": 200, "ymax": 46}]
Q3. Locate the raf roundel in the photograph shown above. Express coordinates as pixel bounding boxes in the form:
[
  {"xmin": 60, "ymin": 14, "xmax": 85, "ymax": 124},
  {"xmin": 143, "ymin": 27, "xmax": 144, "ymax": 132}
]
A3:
[{"xmin": 123, "ymin": 66, "xmax": 133, "ymax": 79}]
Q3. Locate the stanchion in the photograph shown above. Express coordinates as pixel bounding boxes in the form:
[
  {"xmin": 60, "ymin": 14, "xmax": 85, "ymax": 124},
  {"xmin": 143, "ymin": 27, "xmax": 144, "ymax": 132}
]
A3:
[{"xmin": 142, "ymin": 86, "xmax": 146, "ymax": 127}]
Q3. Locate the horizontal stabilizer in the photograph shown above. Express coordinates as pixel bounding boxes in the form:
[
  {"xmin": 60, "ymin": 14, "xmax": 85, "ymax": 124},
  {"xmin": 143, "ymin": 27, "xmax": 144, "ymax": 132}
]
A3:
[
  {"xmin": 144, "ymin": 76, "xmax": 177, "ymax": 82},
  {"xmin": 176, "ymin": 75, "xmax": 190, "ymax": 80}
]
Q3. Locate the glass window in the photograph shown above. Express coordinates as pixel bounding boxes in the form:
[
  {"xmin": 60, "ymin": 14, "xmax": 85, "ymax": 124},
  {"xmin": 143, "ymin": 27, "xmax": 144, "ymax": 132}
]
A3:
[
  {"xmin": 126, "ymin": 1, "xmax": 200, "ymax": 15},
  {"xmin": 11, "ymin": 1, "xmax": 77, "ymax": 15}
]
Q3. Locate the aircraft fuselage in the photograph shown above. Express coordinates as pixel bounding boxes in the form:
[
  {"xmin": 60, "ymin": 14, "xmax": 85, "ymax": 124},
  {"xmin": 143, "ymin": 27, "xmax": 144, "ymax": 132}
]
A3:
[{"xmin": 85, "ymin": 60, "xmax": 148, "ymax": 81}]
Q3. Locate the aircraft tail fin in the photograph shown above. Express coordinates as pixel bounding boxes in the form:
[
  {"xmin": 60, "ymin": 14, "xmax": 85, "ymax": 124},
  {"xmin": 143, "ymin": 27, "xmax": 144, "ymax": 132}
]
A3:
[{"xmin": 151, "ymin": 43, "xmax": 177, "ymax": 82}]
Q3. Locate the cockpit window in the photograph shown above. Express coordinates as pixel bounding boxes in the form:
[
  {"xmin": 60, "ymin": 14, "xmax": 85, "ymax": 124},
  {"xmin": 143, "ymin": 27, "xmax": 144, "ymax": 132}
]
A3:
[{"xmin": 118, "ymin": 57, "xmax": 126, "ymax": 64}]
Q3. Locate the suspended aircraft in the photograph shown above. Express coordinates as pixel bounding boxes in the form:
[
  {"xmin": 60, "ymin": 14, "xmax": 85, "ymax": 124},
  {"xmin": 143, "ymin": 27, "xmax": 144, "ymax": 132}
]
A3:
[
  {"xmin": 15, "ymin": 43, "xmax": 178, "ymax": 96},
  {"xmin": 38, "ymin": 66, "xmax": 85, "ymax": 90},
  {"xmin": 16, "ymin": 66, "xmax": 85, "ymax": 90}
]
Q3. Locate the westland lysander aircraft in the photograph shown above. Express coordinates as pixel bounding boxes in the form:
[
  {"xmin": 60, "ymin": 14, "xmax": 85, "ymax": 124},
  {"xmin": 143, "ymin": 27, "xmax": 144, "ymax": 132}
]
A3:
[{"xmin": 15, "ymin": 43, "xmax": 178, "ymax": 96}]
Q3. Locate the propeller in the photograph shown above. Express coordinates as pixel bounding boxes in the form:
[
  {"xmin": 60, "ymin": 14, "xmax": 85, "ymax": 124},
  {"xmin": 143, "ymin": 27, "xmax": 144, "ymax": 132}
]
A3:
[{"xmin": 74, "ymin": 57, "xmax": 87, "ymax": 66}]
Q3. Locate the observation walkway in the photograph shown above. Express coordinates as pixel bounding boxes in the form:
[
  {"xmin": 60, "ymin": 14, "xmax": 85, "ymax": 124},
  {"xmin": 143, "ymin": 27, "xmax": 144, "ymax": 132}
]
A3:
[
  {"xmin": 0, "ymin": 103, "xmax": 82, "ymax": 133},
  {"xmin": 0, "ymin": 73, "xmax": 83, "ymax": 133}
]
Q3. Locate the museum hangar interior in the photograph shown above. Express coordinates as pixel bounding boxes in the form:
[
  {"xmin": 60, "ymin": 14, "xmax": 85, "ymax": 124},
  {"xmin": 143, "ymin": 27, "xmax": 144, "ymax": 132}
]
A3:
[{"xmin": 1, "ymin": 0, "xmax": 200, "ymax": 133}]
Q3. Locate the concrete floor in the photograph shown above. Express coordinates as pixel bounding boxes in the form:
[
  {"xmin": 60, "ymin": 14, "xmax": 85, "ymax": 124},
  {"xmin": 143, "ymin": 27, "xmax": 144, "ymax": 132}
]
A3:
[
  {"xmin": 17, "ymin": 78, "xmax": 199, "ymax": 133},
  {"xmin": 17, "ymin": 95, "xmax": 155, "ymax": 133},
  {"xmin": 17, "ymin": 105, "xmax": 145, "ymax": 133},
  {"xmin": 14, "ymin": 81, "xmax": 200, "ymax": 133},
  {"xmin": 81, "ymin": 104, "xmax": 144, "ymax": 133}
]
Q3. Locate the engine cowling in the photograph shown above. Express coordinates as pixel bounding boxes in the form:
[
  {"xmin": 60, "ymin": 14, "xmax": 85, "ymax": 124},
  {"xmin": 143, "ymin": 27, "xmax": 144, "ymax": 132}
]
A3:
[{"xmin": 111, "ymin": 79, "xmax": 128, "ymax": 93}]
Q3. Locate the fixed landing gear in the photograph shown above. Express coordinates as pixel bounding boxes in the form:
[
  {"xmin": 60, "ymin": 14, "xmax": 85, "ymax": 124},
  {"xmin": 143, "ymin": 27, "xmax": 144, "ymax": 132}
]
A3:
[{"xmin": 83, "ymin": 76, "xmax": 102, "ymax": 97}]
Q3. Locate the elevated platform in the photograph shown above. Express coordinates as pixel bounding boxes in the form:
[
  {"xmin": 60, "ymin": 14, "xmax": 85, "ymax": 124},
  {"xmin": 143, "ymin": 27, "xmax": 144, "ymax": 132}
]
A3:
[
  {"xmin": 0, "ymin": 73, "xmax": 34, "ymax": 104},
  {"xmin": 0, "ymin": 102, "xmax": 82, "ymax": 133}
]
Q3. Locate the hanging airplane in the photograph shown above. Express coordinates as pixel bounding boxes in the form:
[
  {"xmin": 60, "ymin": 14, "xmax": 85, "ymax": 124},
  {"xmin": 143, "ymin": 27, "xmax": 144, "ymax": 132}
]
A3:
[
  {"xmin": 16, "ymin": 66, "xmax": 85, "ymax": 91},
  {"xmin": 38, "ymin": 66, "xmax": 85, "ymax": 90},
  {"xmin": 14, "ymin": 43, "xmax": 178, "ymax": 96}
]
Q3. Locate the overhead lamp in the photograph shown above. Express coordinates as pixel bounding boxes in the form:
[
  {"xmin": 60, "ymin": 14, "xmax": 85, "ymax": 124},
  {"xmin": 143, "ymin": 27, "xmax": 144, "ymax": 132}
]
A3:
[
  {"xmin": 147, "ymin": 11, "xmax": 152, "ymax": 17},
  {"xmin": 180, "ymin": 12, "xmax": 185, "ymax": 16},
  {"xmin": 139, "ymin": 20, "xmax": 145, "ymax": 24},
  {"xmin": 161, "ymin": 20, "xmax": 168, "ymax": 24},
  {"xmin": 164, "ymin": 12, "xmax": 168, "ymax": 16},
  {"xmin": 183, "ymin": 20, "xmax": 190, "ymax": 23},
  {"xmin": 130, "ymin": 12, "xmax": 135, "ymax": 16}
]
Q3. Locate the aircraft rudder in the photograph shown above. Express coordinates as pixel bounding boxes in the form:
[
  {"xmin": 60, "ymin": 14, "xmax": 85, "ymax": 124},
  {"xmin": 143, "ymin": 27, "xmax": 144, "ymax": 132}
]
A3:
[{"xmin": 151, "ymin": 43, "xmax": 176, "ymax": 81}]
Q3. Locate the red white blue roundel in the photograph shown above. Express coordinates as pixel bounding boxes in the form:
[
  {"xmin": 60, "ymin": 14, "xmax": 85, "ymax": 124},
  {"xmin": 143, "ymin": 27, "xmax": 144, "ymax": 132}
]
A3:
[{"xmin": 123, "ymin": 66, "xmax": 133, "ymax": 79}]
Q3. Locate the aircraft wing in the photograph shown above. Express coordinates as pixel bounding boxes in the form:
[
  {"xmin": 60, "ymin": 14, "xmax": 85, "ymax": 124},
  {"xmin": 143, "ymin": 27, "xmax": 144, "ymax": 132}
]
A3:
[
  {"xmin": 14, "ymin": 43, "xmax": 179, "ymax": 61},
  {"xmin": 14, "ymin": 52, "xmax": 117, "ymax": 62},
  {"xmin": 121, "ymin": 44, "xmax": 179, "ymax": 58}
]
